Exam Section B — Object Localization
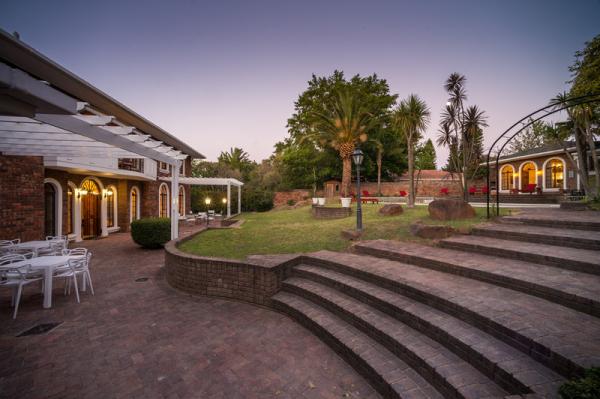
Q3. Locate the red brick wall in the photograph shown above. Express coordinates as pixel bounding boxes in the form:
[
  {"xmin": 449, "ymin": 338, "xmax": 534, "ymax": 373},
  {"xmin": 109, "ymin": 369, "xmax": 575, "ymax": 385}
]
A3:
[
  {"xmin": 0, "ymin": 155, "xmax": 45, "ymax": 241},
  {"xmin": 348, "ymin": 180, "xmax": 462, "ymax": 197},
  {"xmin": 274, "ymin": 190, "xmax": 311, "ymax": 207}
]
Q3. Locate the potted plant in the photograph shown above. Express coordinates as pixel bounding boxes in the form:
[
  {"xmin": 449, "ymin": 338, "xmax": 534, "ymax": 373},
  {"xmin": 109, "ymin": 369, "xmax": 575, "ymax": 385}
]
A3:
[
  {"xmin": 340, "ymin": 197, "xmax": 352, "ymax": 207},
  {"xmin": 317, "ymin": 197, "xmax": 326, "ymax": 206}
]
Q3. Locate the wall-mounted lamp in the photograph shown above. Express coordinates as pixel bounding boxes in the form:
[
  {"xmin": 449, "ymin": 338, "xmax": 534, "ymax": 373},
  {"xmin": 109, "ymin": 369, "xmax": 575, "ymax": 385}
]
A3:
[
  {"xmin": 77, "ymin": 189, "xmax": 88, "ymax": 199},
  {"xmin": 103, "ymin": 189, "xmax": 114, "ymax": 199}
]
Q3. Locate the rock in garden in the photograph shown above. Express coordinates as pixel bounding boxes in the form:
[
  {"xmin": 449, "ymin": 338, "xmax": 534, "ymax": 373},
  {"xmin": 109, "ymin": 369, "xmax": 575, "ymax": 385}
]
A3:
[
  {"xmin": 341, "ymin": 229, "xmax": 362, "ymax": 240},
  {"xmin": 428, "ymin": 199, "xmax": 475, "ymax": 220},
  {"xmin": 378, "ymin": 203, "xmax": 403, "ymax": 216},
  {"xmin": 410, "ymin": 221, "xmax": 454, "ymax": 239}
]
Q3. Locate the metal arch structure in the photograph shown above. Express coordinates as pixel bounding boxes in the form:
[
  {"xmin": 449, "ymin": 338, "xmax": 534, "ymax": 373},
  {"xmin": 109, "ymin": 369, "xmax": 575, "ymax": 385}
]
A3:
[{"xmin": 485, "ymin": 93, "xmax": 600, "ymax": 218}]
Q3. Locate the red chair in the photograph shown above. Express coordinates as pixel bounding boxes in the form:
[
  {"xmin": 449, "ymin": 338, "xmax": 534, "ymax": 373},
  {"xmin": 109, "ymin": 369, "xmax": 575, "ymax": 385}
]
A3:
[
  {"xmin": 399, "ymin": 190, "xmax": 407, "ymax": 197},
  {"xmin": 481, "ymin": 186, "xmax": 489, "ymax": 195},
  {"xmin": 440, "ymin": 187, "xmax": 449, "ymax": 196},
  {"xmin": 523, "ymin": 184, "xmax": 537, "ymax": 194},
  {"xmin": 468, "ymin": 186, "xmax": 477, "ymax": 195},
  {"xmin": 362, "ymin": 190, "xmax": 371, "ymax": 197}
]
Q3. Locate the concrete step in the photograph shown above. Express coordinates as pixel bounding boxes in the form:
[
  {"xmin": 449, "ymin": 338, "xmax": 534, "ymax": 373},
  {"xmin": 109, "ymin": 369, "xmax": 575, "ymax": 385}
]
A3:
[
  {"xmin": 500, "ymin": 211, "xmax": 600, "ymax": 231},
  {"xmin": 304, "ymin": 250, "xmax": 600, "ymax": 379},
  {"xmin": 439, "ymin": 235, "xmax": 600, "ymax": 276},
  {"xmin": 472, "ymin": 223, "xmax": 600, "ymax": 250},
  {"xmin": 354, "ymin": 240, "xmax": 600, "ymax": 318},
  {"xmin": 291, "ymin": 265, "xmax": 564, "ymax": 397},
  {"xmin": 282, "ymin": 276, "xmax": 509, "ymax": 399},
  {"xmin": 271, "ymin": 291, "xmax": 444, "ymax": 399}
]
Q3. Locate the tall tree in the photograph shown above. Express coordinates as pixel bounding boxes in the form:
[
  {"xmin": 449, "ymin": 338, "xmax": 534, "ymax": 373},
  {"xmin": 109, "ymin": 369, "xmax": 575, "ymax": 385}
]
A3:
[
  {"xmin": 415, "ymin": 139, "xmax": 437, "ymax": 170},
  {"xmin": 505, "ymin": 118, "xmax": 549, "ymax": 155},
  {"xmin": 308, "ymin": 88, "xmax": 377, "ymax": 196},
  {"xmin": 437, "ymin": 73, "xmax": 488, "ymax": 199},
  {"xmin": 393, "ymin": 94, "xmax": 430, "ymax": 207},
  {"xmin": 217, "ymin": 147, "xmax": 255, "ymax": 179}
]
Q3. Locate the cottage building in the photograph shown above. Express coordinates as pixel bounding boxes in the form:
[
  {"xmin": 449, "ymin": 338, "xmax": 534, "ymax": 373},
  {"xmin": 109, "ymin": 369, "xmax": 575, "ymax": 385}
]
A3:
[{"xmin": 0, "ymin": 30, "xmax": 227, "ymax": 242}]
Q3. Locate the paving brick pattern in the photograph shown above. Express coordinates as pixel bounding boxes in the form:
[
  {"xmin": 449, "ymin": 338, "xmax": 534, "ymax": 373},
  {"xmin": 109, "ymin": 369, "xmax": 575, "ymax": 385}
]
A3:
[
  {"xmin": 472, "ymin": 223, "xmax": 600, "ymax": 250},
  {"xmin": 354, "ymin": 239, "xmax": 600, "ymax": 317},
  {"xmin": 439, "ymin": 235, "xmax": 600, "ymax": 275},
  {"xmin": 0, "ymin": 232, "xmax": 378, "ymax": 399},
  {"xmin": 501, "ymin": 208, "xmax": 600, "ymax": 231},
  {"xmin": 305, "ymin": 251, "xmax": 600, "ymax": 378}
]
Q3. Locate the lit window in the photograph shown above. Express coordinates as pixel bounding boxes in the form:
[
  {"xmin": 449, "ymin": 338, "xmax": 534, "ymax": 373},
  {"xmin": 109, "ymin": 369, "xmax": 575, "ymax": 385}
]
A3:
[
  {"xmin": 178, "ymin": 186, "xmax": 185, "ymax": 216},
  {"xmin": 545, "ymin": 159, "xmax": 564, "ymax": 189},
  {"xmin": 500, "ymin": 166, "xmax": 514, "ymax": 191},
  {"xmin": 159, "ymin": 184, "xmax": 169, "ymax": 218},
  {"xmin": 107, "ymin": 188, "xmax": 115, "ymax": 227}
]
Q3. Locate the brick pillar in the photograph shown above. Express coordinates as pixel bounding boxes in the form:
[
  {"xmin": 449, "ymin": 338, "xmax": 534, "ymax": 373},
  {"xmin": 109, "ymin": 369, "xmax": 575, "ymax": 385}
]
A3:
[{"xmin": 0, "ymin": 155, "xmax": 45, "ymax": 241}]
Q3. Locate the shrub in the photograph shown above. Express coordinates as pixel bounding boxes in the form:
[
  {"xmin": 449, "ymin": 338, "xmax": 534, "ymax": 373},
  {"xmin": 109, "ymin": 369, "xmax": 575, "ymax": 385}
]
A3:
[
  {"xmin": 131, "ymin": 218, "xmax": 171, "ymax": 248},
  {"xmin": 287, "ymin": 199, "xmax": 296, "ymax": 206},
  {"xmin": 559, "ymin": 367, "xmax": 600, "ymax": 398},
  {"xmin": 242, "ymin": 189, "xmax": 274, "ymax": 212}
]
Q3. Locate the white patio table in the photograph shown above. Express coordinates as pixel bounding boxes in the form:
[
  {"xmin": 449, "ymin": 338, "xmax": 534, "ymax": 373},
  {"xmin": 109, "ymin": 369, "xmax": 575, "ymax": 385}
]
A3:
[
  {"xmin": 11, "ymin": 240, "xmax": 51, "ymax": 256},
  {"xmin": 9, "ymin": 255, "xmax": 82, "ymax": 309}
]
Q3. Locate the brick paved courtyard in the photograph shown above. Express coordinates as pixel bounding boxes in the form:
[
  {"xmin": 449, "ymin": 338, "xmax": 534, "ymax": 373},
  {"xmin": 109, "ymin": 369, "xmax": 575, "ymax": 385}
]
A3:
[{"xmin": 0, "ymin": 231, "xmax": 378, "ymax": 399}]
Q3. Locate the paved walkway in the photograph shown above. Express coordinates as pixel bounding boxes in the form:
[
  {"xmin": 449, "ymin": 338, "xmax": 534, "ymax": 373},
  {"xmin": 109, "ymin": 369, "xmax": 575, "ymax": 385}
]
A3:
[{"xmin": 0, "ymin": 232, "xmax": 377, "ymax": 399}]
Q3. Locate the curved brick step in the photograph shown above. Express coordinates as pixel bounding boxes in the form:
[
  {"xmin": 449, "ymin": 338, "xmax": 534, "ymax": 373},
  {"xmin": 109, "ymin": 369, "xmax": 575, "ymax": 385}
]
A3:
[
  {"xmin": 354, "ymin": 240, "xmax": 600, "ymax": 318},
  {"xmin": 282, "ymin": 277, "xmax": 509, "ymax": 399},
  {"xmin": 439, "ymin": 235, "xmax": 600, "ymax": 276},
  {"xmin": 500, "ymin": 212, "xmax": 600, "ymax": 231},
  {"xmin": 272, "ymin": 292, "xmax": 444, "ymax": 399},
  {"xmin": 305, "ymin": 251, "xmax": 600, "ymax": 379},
  {"xmin": 472, "ymin": 223, "xmax": 600, "ymax": 251},
  {"xmin": 289, "ymin": 266, "xmax": 566, "ymax": 397}
]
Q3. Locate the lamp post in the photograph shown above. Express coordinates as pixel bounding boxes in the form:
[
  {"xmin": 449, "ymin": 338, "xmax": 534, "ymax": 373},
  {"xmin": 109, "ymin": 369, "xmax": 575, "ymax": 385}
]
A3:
[
  {"xmin": 352, "ymin": 149, "xmax": 364, "ymax": 231},
  {"xmin": 205, "ymin": 197, "xmax": 211, "ymax": 226}
]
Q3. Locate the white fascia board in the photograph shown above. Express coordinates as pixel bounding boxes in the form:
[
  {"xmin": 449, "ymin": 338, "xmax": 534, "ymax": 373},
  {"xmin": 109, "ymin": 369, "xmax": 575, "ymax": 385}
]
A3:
[
  {"xmin": 99, "ymin": 126, "xmax": 135, "ymax": 135},
  {"xmin": 34, "ymin": 113, "xmax": 179, "ymax": 165},
  {"xmin": 0, "ymin": 62, "xmax": 79, "ymax": 114},
  {"xmin": 73, "ymin": 114, "xmax": 114, "ymax": 125}
]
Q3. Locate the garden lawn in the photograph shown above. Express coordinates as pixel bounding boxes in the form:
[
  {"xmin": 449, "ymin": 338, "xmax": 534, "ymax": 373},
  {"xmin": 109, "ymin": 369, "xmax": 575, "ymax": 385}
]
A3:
[{"xmin": 180, "ymin": 204, "xmax": 507, "ymax": 259}]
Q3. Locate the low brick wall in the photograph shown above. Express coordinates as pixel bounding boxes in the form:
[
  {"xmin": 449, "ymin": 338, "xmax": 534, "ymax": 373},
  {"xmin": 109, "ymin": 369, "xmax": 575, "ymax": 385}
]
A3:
[
  {"xmin": 311, "ymin": 205, "xmax": 352, "ymax": 219},
  {"xmin": 165, "ymin": 233, "xmax": 300, "ymax": 306}
]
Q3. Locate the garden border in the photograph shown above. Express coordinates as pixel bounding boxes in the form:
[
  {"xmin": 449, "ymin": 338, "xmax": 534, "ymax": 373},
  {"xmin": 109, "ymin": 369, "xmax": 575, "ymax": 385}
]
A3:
[{"xmin": 165, "ymin": 230, "xmax": 304, "ymax": 307}]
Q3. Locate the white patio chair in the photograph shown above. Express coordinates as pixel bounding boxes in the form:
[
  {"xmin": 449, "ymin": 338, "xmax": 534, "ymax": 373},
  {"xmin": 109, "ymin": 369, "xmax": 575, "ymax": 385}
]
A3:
[
  {"xmin": 0, "ymin": 239, "xmax": 20, "ymax": 256},
  {"xmin": 1, "ymin": 258, "xmax": 43, "ymax": 319},
  {"xmin": 46, "ymin": 235, "xmax": 67, "ymax": 242},
  {"xmin": 53, "ymin": 258, "xmax": 85, "ymax": 303},
  {"xmin": 38, "ymin": 241, "xmax": 66, "ymax": 257}
]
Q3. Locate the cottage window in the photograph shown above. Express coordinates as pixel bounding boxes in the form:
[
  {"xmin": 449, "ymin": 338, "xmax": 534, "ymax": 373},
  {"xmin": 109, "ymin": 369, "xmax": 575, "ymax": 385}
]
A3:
[
  {"xmin": 500, "ymin": 165, "xmax": 514, "ymax": 191},
  {"xmin": 545, "ymin": 159, "xmax": 564, "ymax": 189}
]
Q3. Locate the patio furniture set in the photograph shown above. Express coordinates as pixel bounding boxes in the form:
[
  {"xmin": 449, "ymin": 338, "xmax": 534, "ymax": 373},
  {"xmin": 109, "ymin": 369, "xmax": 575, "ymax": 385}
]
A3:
[
  {"xmin": 182, "ymin": 211, "xmax": 223, "ymax": 226},
  {"xmin": 0, "ymin": 237, "xmax": 94, "ymax": 319}
]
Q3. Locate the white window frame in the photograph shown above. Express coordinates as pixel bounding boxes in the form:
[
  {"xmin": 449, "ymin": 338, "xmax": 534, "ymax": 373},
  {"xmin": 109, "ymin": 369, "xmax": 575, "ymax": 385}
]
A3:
[
  {"xmin": 499, "ymin": 164, "xmax": 516, "ymax": 193},
  {"xmin": 130, "ymin": 186, "xmax": 141, "ymax": 222},
  {"xmin": 542, "ymin": 157, "xmax": 567, "ymax": 192},
  {"xmin": 159, "ymin": 182, "xmax": 170, "ymax": 218}
]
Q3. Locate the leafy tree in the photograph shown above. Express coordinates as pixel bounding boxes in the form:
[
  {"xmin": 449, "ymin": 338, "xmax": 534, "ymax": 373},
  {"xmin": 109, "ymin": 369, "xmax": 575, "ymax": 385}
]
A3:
[
  {"xmin": 286, "ymin": 71, "xmax": 399, "ymax": 194},
  {"xmin": 505, "ymin": 118, "xmax": 549, "ymax": 155},
  {"xmin": 218, "ymin": 147, "xmax": 255, "ymax": 178},
  {"xmin": 569, "ymin": 34, "xmax": 600, "ymax": 97},
  {"xmin": 437, "ymin": 73, "xmax": 488, "ymax": 199},
  {"xmin": 393, "ymin": 94, "xmax": 430, "ymax": 207},
  {"xmin": 415, "ymin": 139, "xmax": 437, "ymax": 170}
]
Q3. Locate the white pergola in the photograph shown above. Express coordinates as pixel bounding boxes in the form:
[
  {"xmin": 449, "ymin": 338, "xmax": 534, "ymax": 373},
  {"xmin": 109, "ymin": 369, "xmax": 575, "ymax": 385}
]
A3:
[
  {"xmin": 166, "ymin": 177, "xmax": 244, "ymax": 217},
  {"xmin": 0, "ymin": 61, "xmax": 187, "ymax": 240}
]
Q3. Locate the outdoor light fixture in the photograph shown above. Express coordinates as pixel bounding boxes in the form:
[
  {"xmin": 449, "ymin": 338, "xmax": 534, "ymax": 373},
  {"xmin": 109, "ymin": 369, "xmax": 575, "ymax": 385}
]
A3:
[
  {"xmin": 222, "ymin": 198, "xmax": 227, "ymax": 204},
  {"xmin": 78, "ymin": 189, "xmax": 88, "ymax": 199},
  {"xmin": 352, "ymin": 149, "xmax": 364, "ymax": 231}
]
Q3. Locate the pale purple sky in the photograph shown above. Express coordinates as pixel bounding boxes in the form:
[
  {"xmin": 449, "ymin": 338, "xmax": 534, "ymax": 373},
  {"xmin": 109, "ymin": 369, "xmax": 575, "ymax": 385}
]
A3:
[{"xmin": 1, "ymin": 0, "xmax": 599, "ymax": 164}]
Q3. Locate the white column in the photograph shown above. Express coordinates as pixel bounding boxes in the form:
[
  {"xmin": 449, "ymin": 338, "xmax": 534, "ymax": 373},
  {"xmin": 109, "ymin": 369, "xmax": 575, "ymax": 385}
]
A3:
[
  {"xmin": 171, "ymin": 160, "xmax": 180, "ymax": 240},
  {"xmin": 238, "ymin": 185, "xmax": 241, "ymax": 215},
  {"xmin": 227, "ymin": 182, "xmax": 231, "ymax": 218},
  {"xmin": 100, "ymin": 190, "xmax": 108, "ymax": 237},
  {"xmin": 74, "ymin": 191, "xmax": 82, "ymax": 242}
]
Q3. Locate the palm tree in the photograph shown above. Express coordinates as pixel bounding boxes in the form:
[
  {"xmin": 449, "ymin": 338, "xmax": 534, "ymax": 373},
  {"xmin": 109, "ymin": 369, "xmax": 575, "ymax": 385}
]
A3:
[
  {"xmin": 372, "ymin": 138, "xmax": 384, "ymax": 196},
  {"xmin": 393, "ymin": 94, "xmax": 430, "ymax": 207},
  {"xmin": 218, "ymin": 147, "xmax": 251, "ymax": 172},
  {"xmin": 309, "ymin": 88, "xmax": 375, "ymax": 197}
]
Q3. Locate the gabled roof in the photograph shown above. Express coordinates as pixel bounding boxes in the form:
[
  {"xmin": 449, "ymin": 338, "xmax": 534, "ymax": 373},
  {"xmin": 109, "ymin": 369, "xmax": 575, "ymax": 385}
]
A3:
[
  {"xmin": 498, "ymin": 141, "xmax": 574, "ymax": 161},
  {"xmin": 0, "ymin": 29, "xmax": 204, "ymax": 159}
]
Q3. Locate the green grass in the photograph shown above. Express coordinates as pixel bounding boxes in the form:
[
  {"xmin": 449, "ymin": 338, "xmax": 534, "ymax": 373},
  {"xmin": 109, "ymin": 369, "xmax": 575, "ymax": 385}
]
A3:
[{"xmin": 180, "ymin": 204, "xmax": 506, "ymax": 260}]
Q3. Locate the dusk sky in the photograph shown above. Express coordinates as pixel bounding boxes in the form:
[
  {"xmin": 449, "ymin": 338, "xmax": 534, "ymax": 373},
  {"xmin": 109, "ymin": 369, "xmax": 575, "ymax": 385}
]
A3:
[{"xmin": 1, "ymin": 0, "xmax": 599, "ymax": 164}]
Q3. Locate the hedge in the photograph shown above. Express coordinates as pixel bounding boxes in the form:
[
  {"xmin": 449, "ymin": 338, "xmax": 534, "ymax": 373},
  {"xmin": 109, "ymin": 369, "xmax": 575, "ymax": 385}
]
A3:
[
  {"xmin": 559, "ymin": 367, "xmax": 600, "ymax": 398},
  {"xmin": 131, "ymin": 218, "xmax": 171, "ymax": 249}
]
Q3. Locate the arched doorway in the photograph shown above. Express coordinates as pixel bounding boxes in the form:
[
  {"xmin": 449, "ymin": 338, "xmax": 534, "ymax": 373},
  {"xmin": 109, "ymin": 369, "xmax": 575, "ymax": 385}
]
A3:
[
  {"xmin": 520, "ymin": 162, "xmax": 537, "ymax": 190},
  {"xmin": 81, "ymin": 179, "xmax": 101, "ymax": 239},
  {"xmin": 500, "ymin": 165, "xmax": 514, "ymax": 192},
  {"xmin": 44, "ymin": 183, "xmax": 56, "ymax": 237}
]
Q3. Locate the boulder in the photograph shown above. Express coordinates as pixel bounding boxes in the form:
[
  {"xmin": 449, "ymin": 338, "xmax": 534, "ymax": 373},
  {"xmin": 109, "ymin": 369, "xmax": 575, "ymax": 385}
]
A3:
[
  {"xmin": 378, "ymin": 203, "xmax": 403, "ymax": 216},
  {"xmin": 341, "ymin": 229, "xmax": 362, "ymax": 241},
  {"xmin": 410, "ymin": 221, "xmax": 454, "ymax": 239},
  {"xmin": 428, "ymin": 199, "xmax": 476, "ymax": 220}
]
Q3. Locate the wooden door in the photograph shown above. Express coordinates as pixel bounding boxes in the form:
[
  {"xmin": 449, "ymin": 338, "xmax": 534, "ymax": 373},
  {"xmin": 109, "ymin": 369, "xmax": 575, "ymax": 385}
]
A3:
[{"xmin": 81, "ymin": 180, "xmax": 100, "ymax": 239}]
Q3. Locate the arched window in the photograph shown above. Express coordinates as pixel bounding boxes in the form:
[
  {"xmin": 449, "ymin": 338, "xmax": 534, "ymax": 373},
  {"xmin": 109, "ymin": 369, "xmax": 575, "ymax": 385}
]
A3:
[
  {"xmin": 159, "ymin": 183, "xmax": 169, "ymax": 218},
  {"xmin": 106, "ymin": 186, "xmax": 117, "ymax": 228},
  {"xmin": 130, "ymin": 187, "xmax": 140, "ymax": 222},
  {"xmin": 545, "ymin": 159, "xmax": 564, "ymax": 189},
  {"xmin": 520, "ymin": 162, "xmax": 537, "ymax": 190},
  {"xmin": 500, "ymin": 165, "xmax": 514, "ymax": 191},
  {"xmin": 178, "ymin": 186, "xmax": 185, "ymax": 216}
]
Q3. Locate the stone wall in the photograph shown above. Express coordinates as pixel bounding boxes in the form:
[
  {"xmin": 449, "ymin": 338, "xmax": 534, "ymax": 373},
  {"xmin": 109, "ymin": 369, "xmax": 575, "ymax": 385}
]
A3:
[
  {"xmin": 165, "ymin": 234, "xmax": 300, "ymax": 306},
  {"xmin": 0, "ymin": 155, "xmax": 45, "ymax": 241},
  {"xmin": 311, "ymin": 205, "xmax": 352, "ymax": 219},
  {"xmin": 274, "ymin": 190, "xmax": 311, "ymax": 207}
]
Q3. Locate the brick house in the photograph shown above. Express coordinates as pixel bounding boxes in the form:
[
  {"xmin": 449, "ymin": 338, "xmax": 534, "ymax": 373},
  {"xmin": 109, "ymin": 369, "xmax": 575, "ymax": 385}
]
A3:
[
  {"xmin": 0, "ymin": 30, "xmax": 205, "ymax": 242},
  {"xmin": 489, "ymin": 141, "xmax": 599, "ymax": 195}
]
